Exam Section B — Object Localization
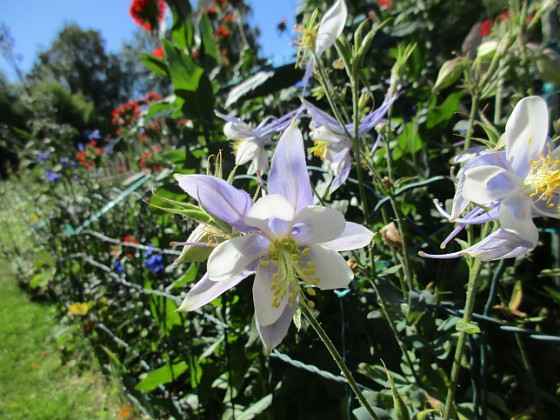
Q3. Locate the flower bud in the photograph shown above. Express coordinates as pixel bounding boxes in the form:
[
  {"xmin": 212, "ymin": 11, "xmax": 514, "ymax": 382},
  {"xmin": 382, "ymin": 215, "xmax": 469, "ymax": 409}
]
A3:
[
  {"xmin": 433, "ymin": 57, "xmax": 464, "ymax": 92},
  {"xmin": 173, "ymin": 224, "xmax": 215, "ymax": 265},
  {"xmin": 476, "ymin": 40, "xmax": 498, "ymax": 61}
]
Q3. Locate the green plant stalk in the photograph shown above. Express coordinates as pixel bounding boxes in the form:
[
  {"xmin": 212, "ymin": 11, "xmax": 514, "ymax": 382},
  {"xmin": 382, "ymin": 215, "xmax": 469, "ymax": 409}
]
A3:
[
  {"xmin": 463, "ymin": 92, "xmax": 480, "ymax": 151},
  {"xmin": 300, "ymin": 305, "xmax": 380, "ymax": 420},
  {"xmin": 442, "ymin": 224, "xmax": 490, "ymax": 420},
  {"xmin": 382, "ymin": 107, "xmax": 415, "ymax": 292},
  {"xmin": 370, "ymin": 280, "xmax": 421, "ymax": 385},
  {"xmin": 514, "ymin": 333, "xmax": 544, "ymax": 416}
]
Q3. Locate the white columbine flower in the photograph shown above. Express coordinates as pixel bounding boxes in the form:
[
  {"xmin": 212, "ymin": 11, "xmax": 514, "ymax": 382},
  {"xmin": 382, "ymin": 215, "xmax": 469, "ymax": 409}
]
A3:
[
  {"xmin": 422, "ymin": 96, "xmax": 559, "ymax": 260},
  {"xmin": 217, "ymin": 109, "xmax": 301, "ymax": 174},
  {"xmin": 176, "ymin": 122, "xmax": 373, "ymax": 351},
  {"xmin": 295, "ymin": 0, "xmax": 348, "ymax": 89}
]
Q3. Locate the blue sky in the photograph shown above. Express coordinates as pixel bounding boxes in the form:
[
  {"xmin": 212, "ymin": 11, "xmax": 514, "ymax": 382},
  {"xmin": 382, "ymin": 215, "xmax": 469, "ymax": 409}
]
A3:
[{"xmin": 0, "ymin": 0, "xmax": 298, "ymax": 82}]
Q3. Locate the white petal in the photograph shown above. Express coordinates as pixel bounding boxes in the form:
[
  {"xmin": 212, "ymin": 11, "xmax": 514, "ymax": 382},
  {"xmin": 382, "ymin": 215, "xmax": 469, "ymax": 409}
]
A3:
[
  {"xmin": 224, "ymin": 121, "xmax": 256, "ymax": 140},
  {"xmin": 253, "ymin": 262, "xmax": 289, "ymax": 327},
  {"xmin": 208, "ymin": 234, "xmax": 269, "ymax": 281},
  {"xmin": 301, "ymin": 245, "xmax": 353, "ymax": 290},
  {"xmin": 316, "ymin": 0, "xmax": 348, "ymax": 57},
  {"xmin": 310, "ymin": 125, "xmax": 346, "ymax": 144},
  {"xmin": 506, "ymin": 96, "xmax": 549, "ymax": 178},
  {"xmin": 255, "ymin": 303, "xmax": 296, "ymax": 353},
  {"xmin": 246, "ymin": 194, "xmax": 295, "ymax": 237},
  {"xmin": 499, "ymin": 194, "xmax": 539, "ymax": 246},
  {"xmin": 235, "ymin": 140, "xmax": 259, "ymax": 166},
  {"xmin": 292, "ymin": 206, "xmax": 346, "ymax": 245},
  {"xmin": 177, "ymin": 272, "xmax": 250, "ymax": 312},
  {"xmin": 463, "ymin": 166, "xmax": 521, "ymax": 205},
  {"xmin": 320, "ymin": 222, "xmax": 373, "ymax": 251}
]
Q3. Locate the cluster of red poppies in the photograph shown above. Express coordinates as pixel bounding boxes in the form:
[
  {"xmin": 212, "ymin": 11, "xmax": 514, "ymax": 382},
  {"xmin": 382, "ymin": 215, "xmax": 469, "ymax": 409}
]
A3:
[{"xmin": 129, "ymin": 0, "xmax": 166, "ymax": 32}]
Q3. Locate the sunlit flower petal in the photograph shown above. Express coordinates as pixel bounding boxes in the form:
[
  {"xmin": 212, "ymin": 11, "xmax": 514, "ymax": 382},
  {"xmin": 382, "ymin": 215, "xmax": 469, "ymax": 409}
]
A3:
[
  {"xmin": 315, "ymin": 0, "xmax": 348, "ymax": 57},
  {"xmin": 176, "ymin": 174, "xmax": 254, "ymax": 232},
  {"xmin": 253, "ymin": 262, "xmax": 290, "ymax": 326},
  {"xmin": 320, "ymin": 222, "xmax": 374, "ymax": 251},
  {"xmin": 207, "ymin": 234, "xmax": 269, "ymax": 281},
  {"xmin": 300, "ymin": 245, "xmax": 354, "ymax": 289},
  {"xmin": 268, "ymin": 123, "xmax": 313, "ymax": 211},
  {"xmin": 291, "ymin": 206, "xmax": 346, "ymax": 245},
  {"xmin": 506, "ymin": 96, "xmax": 549, "ymax": 177},
  {"xmin": 462, "ymin": 166, "xmax": 522, "ymax": 205},
  {"xmin": 255, "ymin": 303, "xmax": 297, "ymax": 354},
  {"xmin": 177, "ymin": 271, "xmax": 251, "ymax": 312}
]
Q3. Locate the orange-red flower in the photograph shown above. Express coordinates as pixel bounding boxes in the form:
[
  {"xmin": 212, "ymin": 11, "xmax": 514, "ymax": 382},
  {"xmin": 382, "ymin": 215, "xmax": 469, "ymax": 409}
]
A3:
[
  {"xmin": 153, "ymin": 46, "xmax": 164, "ymax": 59},
  {"xmin": 129, "ymin": 0, "xmax": 166, "ymax": 32}
]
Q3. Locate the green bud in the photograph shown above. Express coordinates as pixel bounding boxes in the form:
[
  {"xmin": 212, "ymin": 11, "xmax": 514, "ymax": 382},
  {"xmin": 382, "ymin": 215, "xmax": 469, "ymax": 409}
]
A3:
[
  {"xmin": 173, "ymin": 224, "xmax": 218, "ymax": 265},
  {"xmin": 476, "ymin": 40, "xmax": 498, "ymax": 61},
  {"xmin": 432, "ymin": 57, "xmax": 464, "ymax": 92}
]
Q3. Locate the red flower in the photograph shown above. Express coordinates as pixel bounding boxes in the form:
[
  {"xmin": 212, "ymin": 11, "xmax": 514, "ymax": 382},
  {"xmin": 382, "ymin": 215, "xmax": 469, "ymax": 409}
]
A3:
[
  {"xmin": 144, "ymin": 92, "xmax": 162, "ymax": 102},
  {"xmin": 205, "ymin": 6, "xmax": 218, "ymax": 20},
  {"xmin": 129, "ymin": 0, "xmax": 166, "ymax": 32},
  {"xmin": 378, "ymin": 0, "xmax": 391, "ymax": 10},
  {"xmin": 223, "ymin": 12, "xmax": 235, "ymax": 24},
  {"xmin": 480, "ymin": 19, "xmax": 493, "ymax": 37},
  {"xmin": 153, "ymin": 46, "xmax": 164, "ymax": 59},
  {"xmin": 216, "ymin": 26, "xmax": 230, "ymax": 38}
]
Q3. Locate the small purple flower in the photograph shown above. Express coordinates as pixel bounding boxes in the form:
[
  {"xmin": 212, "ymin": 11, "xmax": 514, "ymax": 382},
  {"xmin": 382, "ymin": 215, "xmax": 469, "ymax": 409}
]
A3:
[{"xmin": 37, "ymin": 150, "xmax": 51, "ymax": 164}]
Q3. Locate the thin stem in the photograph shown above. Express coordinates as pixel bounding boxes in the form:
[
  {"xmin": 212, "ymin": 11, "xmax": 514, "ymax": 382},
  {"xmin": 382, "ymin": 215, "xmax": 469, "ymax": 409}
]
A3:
[
  {"xmin": 442, "ymin": 224, "xmax": 490, "ymax": 420},
  {"xmin": 300, "ymin": 305, "xmax": 380, "ymax": 420},
  {"xmin": 463, "ymin": 93, "xmax": 480, "ymax": 151}
]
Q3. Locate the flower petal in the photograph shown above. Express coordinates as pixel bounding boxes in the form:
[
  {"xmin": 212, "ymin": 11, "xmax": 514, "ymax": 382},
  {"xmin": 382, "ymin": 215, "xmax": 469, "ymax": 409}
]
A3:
[
  {"xmin": 255, "ymin": 303, "xmax": 296, "ymax": 353},
  {"xmin": 320, "ymin": 222, "xmax": 373, "ymax": 251},
  {"xmin": 310, "ymin": 125, "xmax": 346, "ymax": 144},
  {"xmin": 420, "ymin": 228, "xmax": 534, "ymax": 261},
  {"xmin": 463, "ymin": 166, "xmax": 521, "ymax": 205},
  {"xmin": 176, "ymin": 174, "xmax": 254, "ymax": 232},
  {"xmin": 177, "ymin": 271, "xmax": 252, "ymax": 312},
  {"xmin": 315, "ymin": 0, "xmax": 348, "ymax": 57},
  {"xmin": 253, "ymin": 262, "xmax": 290, "ymax": 327},
  {"xmin": 506, "ymin": 96, "xmax": 549, "ymax": 178},
  {"xmin": 246, "ymin": 194, "xmax": 295, "ymax": 237},
  {"xmin": 268, "ymin": 123, "xmax": 313, "ymax": 212},
  {"xmin": 499, "ymin": 194, "xmax": 539, "ymax": 246},
  {"xmin": 301, "ymin": 245, "xmax": 353, "ymax": 289},
  {"xmin": 208, "ymin": 234, "xmax": 269, "ymax": 281},
  {"xmin": 449, "ymin": 151, "xmax": 508, "ymax": 220},
  {"xmin": 235, "ymin": 139, "xmax": 259, "ymax": 166},
  {"xmin": 292, "ymin": 206, "xmax": 346, "ymax": 245}
]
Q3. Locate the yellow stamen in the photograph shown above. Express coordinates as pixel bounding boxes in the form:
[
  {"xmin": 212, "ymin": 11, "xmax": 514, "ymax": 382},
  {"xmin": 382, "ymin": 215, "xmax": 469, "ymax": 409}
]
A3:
[{"xmin": 526, "ymin": 144, "xmax": 560, "ymax": 212}]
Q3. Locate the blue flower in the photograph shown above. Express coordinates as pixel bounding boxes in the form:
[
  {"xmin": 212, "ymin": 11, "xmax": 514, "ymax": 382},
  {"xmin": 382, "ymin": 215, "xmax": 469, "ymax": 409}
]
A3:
[
  {"xmin": 45, "ymin": 169, "xmax": 62, "ymax": 182},
  {"xmin": 37, "ymin": 150, "xmax": 51, "ymax": 163},
  {"xmin": 114, "ymin": 259, "xmax": 124, "ymax": 274},
  {"xmin": 144, "ymin": 245, "xmax": 164, "ymax": 273}
]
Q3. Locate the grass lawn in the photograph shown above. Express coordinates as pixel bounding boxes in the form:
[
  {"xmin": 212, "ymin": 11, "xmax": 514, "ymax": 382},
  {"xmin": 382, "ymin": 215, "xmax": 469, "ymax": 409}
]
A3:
[{"xmin": 0, "ymin": 263, "xmax": 131, "ymax": 419}]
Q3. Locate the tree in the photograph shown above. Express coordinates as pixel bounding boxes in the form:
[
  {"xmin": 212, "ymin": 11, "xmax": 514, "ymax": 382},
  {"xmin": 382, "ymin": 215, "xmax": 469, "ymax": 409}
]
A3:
[{"xmin": 29, "ymin": 24, "xmax": 133, "ymax": 118}]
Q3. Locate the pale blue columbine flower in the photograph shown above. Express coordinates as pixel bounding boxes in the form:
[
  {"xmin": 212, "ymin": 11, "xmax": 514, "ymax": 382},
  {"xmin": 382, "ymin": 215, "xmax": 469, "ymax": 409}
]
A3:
[
  {"xmin": 303, "ymin": 97, "xmax": 395, "ymax": 192},
  {"xmin": 216, "ymin": 107, "xmax": 303, "ymax": 174},
  {"xmin": 295, "ymin": 0, "xmax": 348, "ymax": 89},
  {"xmin": 422, "ymin": 96, "xmax": 559, "ymax": 260},
  {"xmin": 175, "ymin": 122, "xmax": 373, "ymax": 351}
]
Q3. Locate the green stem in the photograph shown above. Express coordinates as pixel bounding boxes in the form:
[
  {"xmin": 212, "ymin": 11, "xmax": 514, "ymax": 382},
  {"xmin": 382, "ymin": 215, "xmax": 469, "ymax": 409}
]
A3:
[
  {"xmin": 442, "ymin": 224, "xmax": 490, "ymax": 419},
  {"xmin": 463, "ymin": 93, "xmax": 479, "ymax": 151},
  {"xmin": 300, "ymin": 305, "xmax": 380, "ymax": 420}
]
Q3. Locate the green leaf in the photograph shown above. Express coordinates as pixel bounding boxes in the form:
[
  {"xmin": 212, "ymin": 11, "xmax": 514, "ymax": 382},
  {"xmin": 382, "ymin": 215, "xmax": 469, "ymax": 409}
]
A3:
[
  {"xmin": 199, "ymin": 13, "xmax": 219, "ymax": 68},
  {"xmin": 138, "ymin": 53, "xmax": 169, "ymax": 77},
  {"xmin": 236, "ymin": 394, "xmax": 273, "ymax": 419},
  {"xmin": 135, "ymin": 362, "xmax": 189, "ymax": 392},
  {"xmin": 381, "ymin": 360, "xmax": 411, "ymax": 420},
  {"xmin": 169, "ymin": 263, "xmax": 200, "ymax": 290},
  {"xmin": 167, "ymin": 0, "xmax": 194, "ymax": 51},
  {"xmin": 455, "ymin": 320, "xmax": 481, "ymax": 334},
  {"xmin": 163, "ymin": 39, "xmax": 204, "ymax": 92},
  {"xmin": 426, "ymin": 91, "xmax": 465, "ymax": 129}
]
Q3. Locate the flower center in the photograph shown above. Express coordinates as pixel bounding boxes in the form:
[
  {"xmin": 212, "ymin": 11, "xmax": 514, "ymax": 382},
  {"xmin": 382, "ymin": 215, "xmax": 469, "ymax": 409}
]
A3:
[
  {"xmin": 293, "ymin": 11, "xmax": 319, "ymax": 69},
  {"xmin": 526, "ymin": 145, "xmax": 560, "ymax": 212},
  {"xmin": 310, "ymin": 141, "xmax": 329, "ymax": 160},
  {"xmin": 264, "ymin": 237, "xmax": 320, "ymax": 309}
]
